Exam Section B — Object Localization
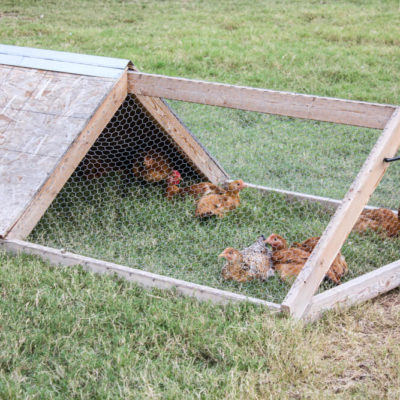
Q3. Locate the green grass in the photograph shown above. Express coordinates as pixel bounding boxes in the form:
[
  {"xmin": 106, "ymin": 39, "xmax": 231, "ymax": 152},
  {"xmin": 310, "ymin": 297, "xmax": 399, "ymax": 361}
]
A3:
[
  {"xmin": 1, "ymin": 252, "xmax": 400, "ymax": 399},
  {"xmin": 2, "ymin": 0, "xmax": 400, "ymax": 398},
  {"xmin": 1, "ymin": 0, "xmax": 400, "ymax": 104}
]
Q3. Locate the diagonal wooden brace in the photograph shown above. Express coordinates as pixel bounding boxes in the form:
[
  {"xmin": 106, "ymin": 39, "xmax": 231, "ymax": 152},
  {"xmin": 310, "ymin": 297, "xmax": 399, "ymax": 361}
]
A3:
[{"xmin": 281, "ymin": 107, "xmax": 400, "ymax": 320}]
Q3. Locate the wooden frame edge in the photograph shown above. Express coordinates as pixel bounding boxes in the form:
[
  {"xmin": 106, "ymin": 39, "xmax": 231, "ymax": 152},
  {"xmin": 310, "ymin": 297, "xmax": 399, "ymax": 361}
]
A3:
[
  {"xmin": 282, "ymin": 107, "xmax": 400, "ymax": 319},
  {"xmin": 0, "ymin": 238, "xmax": 281, "ymax": 312},
  {"xmin": 304, "ymin": 259, "xmax": 400, "ymax": 322},
  {"xmin": 128, "ymin": 71, "xmax": 396, "ymax": 129},
  {"xmin": 133, "ymin": 93, "xmax": 228, "ymax": 184}
]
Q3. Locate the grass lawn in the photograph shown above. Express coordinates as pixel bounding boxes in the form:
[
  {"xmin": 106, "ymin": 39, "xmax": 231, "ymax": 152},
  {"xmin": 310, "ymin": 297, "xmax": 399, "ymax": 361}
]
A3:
[{"xmin": 1, "ymin": 0, "xmax": 400, "ymax": 398}]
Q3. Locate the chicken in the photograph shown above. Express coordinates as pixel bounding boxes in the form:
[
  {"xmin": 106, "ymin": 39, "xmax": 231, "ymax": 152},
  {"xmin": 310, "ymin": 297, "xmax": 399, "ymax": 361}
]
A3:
[
  {"xmin": 265, "ymin": 234, "xmax": 310, "ymax": 282},
  {"xmin": 178, "ymin": 182, "xmax": 225, "ymax": 199},
  {"xmin": 352, "ymin": 206, "xmax": 400, "ymax": 238},
  {"xmin": 194, "ymin": 193, "xmax": 227, "ymax": 218},
  {"xmin": 194, "ymin": 179, "xmax": 247, "ymax": 218},
  {"xmin": 266, "ymin": 234, "xmax": 347, "ymax": 284},
  {"xmin": 132, "ymin": 150, "xmax": 172, "ymax": 182},
  {"xmin": 292, "ymin": 236, "xmax": 348, "ymax": 284},
  {"xmin": 219, "ymin": 236, "xmax": 274, "ymax": 282},
  {"xmin": 166, "ymin": 175, "xmax": 225, "ymax": 200},
  {"xmin": 165, "ymin": 170, "xmax": 182, "ymax": 200}
]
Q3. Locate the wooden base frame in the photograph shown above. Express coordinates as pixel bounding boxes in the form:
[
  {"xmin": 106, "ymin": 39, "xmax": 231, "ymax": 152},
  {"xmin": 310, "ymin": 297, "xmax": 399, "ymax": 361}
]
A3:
[
  {"xmin": 127, "ymin": 72, "xmax": 400, "ymax": 320},
  {"xmin": 2, "ymin": 68, "xmax": 399, "ymax": 322}
]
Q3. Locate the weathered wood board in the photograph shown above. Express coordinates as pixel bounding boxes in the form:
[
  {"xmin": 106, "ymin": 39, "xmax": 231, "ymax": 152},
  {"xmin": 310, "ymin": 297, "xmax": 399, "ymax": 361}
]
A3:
[
  {"xmin": 0, "ymin": 64, "xmax": 124, "ymax": 238},
  {"xmin": 128, "ymin": 71, "xmax": 396, "ymax": 129}
]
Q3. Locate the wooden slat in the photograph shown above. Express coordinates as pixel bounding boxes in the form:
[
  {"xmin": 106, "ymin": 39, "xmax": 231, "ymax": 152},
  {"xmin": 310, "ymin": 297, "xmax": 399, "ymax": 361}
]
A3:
[
  {"xmin": 0, "ymin": 238, "xmax": 281, "ymax": 312},
  {"xmin": 5, "ymin": 70, "xmax": 128, "ymax": 239},
  {"xmin": 128, "ymin": 71, "xmax": 396, "ymax": 129},
  {"xmin": 281, "ymin": 107, "xmax": 400, "ymax": 319},
  {"xmin": 305, "ymin": 259, "xmax": 400, "ymax": 322},
  {"xmin": 134, "ymin": 94, "xmax": 228, "ymax": 184}
]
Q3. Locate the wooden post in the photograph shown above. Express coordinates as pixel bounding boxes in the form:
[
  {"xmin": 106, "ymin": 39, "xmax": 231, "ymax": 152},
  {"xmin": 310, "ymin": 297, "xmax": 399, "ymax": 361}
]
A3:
[{"xmin": 281, "ymin": 107, "xmax": 400, "ymax": 319}]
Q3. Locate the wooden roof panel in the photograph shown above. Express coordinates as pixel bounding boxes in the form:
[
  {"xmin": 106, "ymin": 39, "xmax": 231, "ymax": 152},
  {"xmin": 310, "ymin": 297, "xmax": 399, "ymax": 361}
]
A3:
[
  {"xmin": 0, "ymin": 149, "xmax": 57, "ymax": 235},
  {"xmin": 1, "ymin": 111, "xmax": 87, "ymax": 158},
  {"xmin": 0, "ymin": 64, "xmax": 126, "ymax": 238}
]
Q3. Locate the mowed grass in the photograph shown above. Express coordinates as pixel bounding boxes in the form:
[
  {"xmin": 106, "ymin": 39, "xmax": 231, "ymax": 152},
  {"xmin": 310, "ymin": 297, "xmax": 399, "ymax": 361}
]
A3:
[
  {"xmin": 1, "ymin": 0, "xmax": 400, "ymax": 398},
  {"xmin": 1, "ymin": 0, "xmax": 400, "ymax": 104},
  {"xmin": 1, "ymin": 252, "xmax": 400, "ymax": 399}
]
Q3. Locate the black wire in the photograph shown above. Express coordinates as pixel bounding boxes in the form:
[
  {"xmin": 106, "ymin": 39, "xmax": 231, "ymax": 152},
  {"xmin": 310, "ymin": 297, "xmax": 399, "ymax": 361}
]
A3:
[{"xmin": 384, "ymin": 156, "xmax": 400, "ymax": 163}]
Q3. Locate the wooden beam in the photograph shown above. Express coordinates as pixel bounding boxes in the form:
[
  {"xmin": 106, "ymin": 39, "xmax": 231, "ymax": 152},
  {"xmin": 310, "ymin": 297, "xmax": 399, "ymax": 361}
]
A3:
[
  {"xmin": 0, "ymin": 238, "xmax": 281, "ymax": 312},
  {"xmin": 128, "ymin": 71, "xmax": 396, "ymax": 129},
  {"xmin": 5, "ymin": 70, "xmax": 128, "ymax": 240},
  {"xmin": 281, "ymin": 107, "xmax": 400, "ymax": 319},
  {"xmin": 305, "ymin": 259, "xmax": 400, "ymax": 322},
  {"xmin": 134, "ymin": 94, "xmax": 228, "ymax": 184}
]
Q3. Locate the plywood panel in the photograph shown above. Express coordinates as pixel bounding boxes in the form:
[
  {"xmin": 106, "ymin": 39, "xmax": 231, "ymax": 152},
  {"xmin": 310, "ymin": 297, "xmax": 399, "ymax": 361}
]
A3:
[
  {"xmin": 0, "ymin": 67, "xmax": 45, "ymax": 110},
  {"xmin": 23, "ymin": 73, "xmax": 116, "ymax": 118},
  {"xmin": 0, "ymin": 66, "xmax": 116, "ymax": 118},
  {"xmin": 5, "ymin": 70, "xmax": 128, "ymax": 239},
  {"xmin": 0, "ymin": 149, "xmax": 57, "ymax": 235},
  {"xmin": 0, "ymin": 65, "xmax": 12, "ymax": 85},
  {"xmin": 0, "ymin": 67, "xmax": 127, "ymax": 238},
  {"xmin": 0, "ymin": 111, "xmax": 87, "ymax": 158}
]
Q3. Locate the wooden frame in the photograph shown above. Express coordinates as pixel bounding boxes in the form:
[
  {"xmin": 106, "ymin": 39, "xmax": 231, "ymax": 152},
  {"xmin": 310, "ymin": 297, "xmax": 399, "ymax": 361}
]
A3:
[
  {"xmin": 128, "ymin": 71, "xmax": 396, "ymax": 129},
  {"xmin": 127, "ymin": 72, "xmax": 400, "ymax": 320},
  {"xmin": 2, "ymin": 55, "xmax": 399, "ymax": 320},
  {"xmin": 282, "ymin": 108, "xmax": 400, "ymax": 319}
]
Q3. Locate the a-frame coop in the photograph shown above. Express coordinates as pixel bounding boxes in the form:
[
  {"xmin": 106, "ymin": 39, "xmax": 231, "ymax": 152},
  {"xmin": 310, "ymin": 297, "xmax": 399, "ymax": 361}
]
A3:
[{"xmin": 1, "ymin": 44, "xmax": 399, "ymax": 321}]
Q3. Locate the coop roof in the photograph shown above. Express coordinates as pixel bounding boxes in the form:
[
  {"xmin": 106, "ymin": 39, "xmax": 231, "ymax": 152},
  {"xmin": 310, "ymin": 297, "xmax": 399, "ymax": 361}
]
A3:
[{"xmin": 0, "ymin": 44, "xmax": 227, "ymax": 239}]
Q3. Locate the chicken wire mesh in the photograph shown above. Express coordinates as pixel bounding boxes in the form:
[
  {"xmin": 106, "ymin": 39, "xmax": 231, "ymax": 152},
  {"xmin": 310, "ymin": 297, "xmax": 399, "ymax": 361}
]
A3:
[{"xmin": 29, "ymin": 95, "xmax": 400, "ymax": 304}]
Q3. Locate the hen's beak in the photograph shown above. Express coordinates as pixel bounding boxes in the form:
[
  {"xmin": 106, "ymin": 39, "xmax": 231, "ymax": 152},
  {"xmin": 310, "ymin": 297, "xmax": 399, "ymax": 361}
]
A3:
[{"xmin": 218, "ymin": 251, "xmax": 226, "ymax": 258}]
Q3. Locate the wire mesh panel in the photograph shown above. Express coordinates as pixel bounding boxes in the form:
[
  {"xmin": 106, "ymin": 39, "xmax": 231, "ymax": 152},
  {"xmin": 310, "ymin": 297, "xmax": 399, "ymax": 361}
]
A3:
[{"xmin": 29, "ymin": 96, "xmax": 400, "ymax": 303}]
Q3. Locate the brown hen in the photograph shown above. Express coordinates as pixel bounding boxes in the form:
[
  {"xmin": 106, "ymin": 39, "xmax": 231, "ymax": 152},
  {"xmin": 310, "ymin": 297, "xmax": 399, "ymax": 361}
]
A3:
[
  {"xmin": 292, "ymin": 236, "xmax": 348, "ymax": 284},
  {"xmin": 195, "ymin": 179, "xmax": 246, "ymax": 218},
  {"xmin": 266, "ymin": 234, "xmax": 347, "ymax": 284},
  {"xmin": 353, "ymin": 206, "xmax": 400, "ymax": 238},
  {"xmin": 166, "ymin": 178, "xmax": 225, "ymax": 200},
  {"xmin": 132, "ymin": 150, "xmax": 172, "ymax": 182},
  {"xmin": 165, "ymin": 170, "xmax": 182, "ymax": 200}
]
